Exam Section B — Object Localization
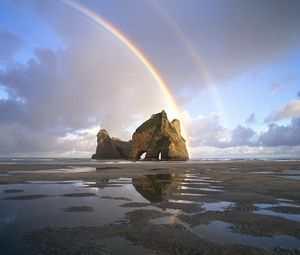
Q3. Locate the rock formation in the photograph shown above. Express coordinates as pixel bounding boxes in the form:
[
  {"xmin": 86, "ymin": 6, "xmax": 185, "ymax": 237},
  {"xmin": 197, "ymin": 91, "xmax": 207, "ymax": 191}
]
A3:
[
  {"xmin": 91, "ymin": 129, "xmax": 131, "ymax": 160},
  {"xmin": 130, "ymin": 110, "xmax": 189, "ymax": 161},
  {"xmin": 92, "ymin": 110, "xmax": 189, "ymax": 161}
]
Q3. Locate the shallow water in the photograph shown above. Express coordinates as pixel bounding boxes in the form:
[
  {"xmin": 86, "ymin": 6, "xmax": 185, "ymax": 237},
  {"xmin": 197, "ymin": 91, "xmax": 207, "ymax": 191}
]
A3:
[
  {"xmin": 9, "ymin": 167, "xmax": 96, "ymax": 174},
  {"xmin": 280, "ymin": 175, "xmax": 300, "ymax": 180},
  {"xmin": 253, "ymin": 203, "xmax": 300, "ymax": 222},
  {"xmin": 279, "ymin": 169, "xmax": 300, "ymax": 180},
  {"xmin": 202, "ymin": 201, "xmax": 235, "ymax": 212},
  {"xmin": 286, "ymin": 170, "xmax": 300, "ymax": 175},
  {"xmin": 255, "ymin": 209, "xmax": 300, "ymax": 222},
  {"xmin": 253, "ymin": 171, "xmax": 275, "ymax": 174},
  {"xmin": 193, "ymin": 221, "xmax": 300, "ymax": 249},
  {"xmin": 1, "ymin": 169, "xmax": 300, "ymax": 254},
  {"xmin": 0, "ymin": 180, "xmax": 148, "ymax": 254}
]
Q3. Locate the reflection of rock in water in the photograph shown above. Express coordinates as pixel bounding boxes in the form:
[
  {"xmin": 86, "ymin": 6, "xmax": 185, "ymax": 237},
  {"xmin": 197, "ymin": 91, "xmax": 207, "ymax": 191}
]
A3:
[
  {"xmin": 132, "ymin": 173, "xmax": 186, "ymax": 202},
  {"xmin": 87, "ymin": 178, "xmax": 112, "ymax": 189}
]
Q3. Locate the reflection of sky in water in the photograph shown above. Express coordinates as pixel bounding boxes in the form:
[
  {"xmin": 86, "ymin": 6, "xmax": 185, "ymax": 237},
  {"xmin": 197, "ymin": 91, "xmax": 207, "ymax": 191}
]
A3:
[
  {"xmin": 252, "ymin": 171, "xmax": 274, "ymax": 174},
  {"xmin": 0, "ymin": 215, "xmax": 17, "ymax": 230},
  {"xmin": 255, "ymin": 209, "xmax": 300, "ymax": 222},
  {"xmin": 1, "ymin": 171, "xmax": 300, "ymax": 254},
  {"xmin": 9, "ymin": 167, "xmax": 96, "ymax": 174},
  {"xmin": 285, "ymin": 170, "xmax": 300, "ymax": 175},
  {"xmin": 181, "ymin": 186, "xmax": 223, "ymax": 192},
  {"xmin": 255, "ymin": 203, "xmax": 300, "ymax": 209},
  {"xmin": 202, "ymin": 201, "xmax": 234, "ymax": 212},
  {"xmin": 279, "ymin": 169, "xmax": 300, "ymax": 180},
  {"xmin": 254, "ymin": 203, "xmax": 300, "ymax": 222},
  {"xmin": 193, "ymin": 221, "xmax": 300, "ymax": 249},
  {"xmin": 280, "ymin": 175, "xmax": 300, "ymax": 180},
  {"xmin": 0, "ymin": 180, "xmax": 148, "ymax": 254}
]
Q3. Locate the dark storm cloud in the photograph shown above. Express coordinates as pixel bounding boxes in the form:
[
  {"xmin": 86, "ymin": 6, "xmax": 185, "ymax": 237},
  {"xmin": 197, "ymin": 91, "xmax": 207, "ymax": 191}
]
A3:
[
  {"xmin": 66, "ymin": 0, "xmax": 300, "ymax": 93},
  {"xmin": 0, "ymin": 28, "xmax": 23, "ymax": 62},
  {"xmin": 140, "ymin": 0, "xmax": 300, "ymax": 88}
]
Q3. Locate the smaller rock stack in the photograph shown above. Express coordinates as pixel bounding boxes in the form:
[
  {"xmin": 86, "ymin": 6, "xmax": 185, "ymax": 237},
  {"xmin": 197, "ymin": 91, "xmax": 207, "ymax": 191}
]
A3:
[{"xmin": 91, "ymin": 129, "xmax": 131, "ymax": 160}]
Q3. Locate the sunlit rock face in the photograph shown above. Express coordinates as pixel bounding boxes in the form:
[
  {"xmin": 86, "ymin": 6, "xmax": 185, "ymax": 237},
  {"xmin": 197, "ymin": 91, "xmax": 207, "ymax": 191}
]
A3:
[
  {"xmin": 91, "ymin": 129, "xmax": 131, "ymax": 159},
  {"xmin": 130, "ymin": 110, "xmax": 189, "ymax": 161}
]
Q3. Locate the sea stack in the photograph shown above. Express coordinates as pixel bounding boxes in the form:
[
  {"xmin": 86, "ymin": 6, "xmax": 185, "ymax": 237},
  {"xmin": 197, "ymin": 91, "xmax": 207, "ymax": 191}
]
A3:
[
  {"xmin": 91, "ymin": 129, "xmax": 131, "ymax": 160},
  {"xmin": 92, "ymin": 110, "xmax": 189, "ymax": 161},
  {"xmin": 130, "ymin": 110, "xmax": 189, "ymax": 161}
]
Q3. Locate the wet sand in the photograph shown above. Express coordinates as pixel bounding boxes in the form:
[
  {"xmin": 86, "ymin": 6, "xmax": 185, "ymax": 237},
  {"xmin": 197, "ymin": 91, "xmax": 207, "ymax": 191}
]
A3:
[
  {"xmin": 1, "ymin": 161, "xmax": 300, "ymax": 254},
  {"xmin": 1, "ymin": 160, "xmax": 300, "ymax": 184}
]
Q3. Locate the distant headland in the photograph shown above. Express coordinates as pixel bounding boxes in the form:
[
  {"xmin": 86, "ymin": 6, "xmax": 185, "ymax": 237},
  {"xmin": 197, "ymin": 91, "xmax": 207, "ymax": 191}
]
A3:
[{"xmin": 92, "ymin": 110, "xmax": 189, "ymax": 161}]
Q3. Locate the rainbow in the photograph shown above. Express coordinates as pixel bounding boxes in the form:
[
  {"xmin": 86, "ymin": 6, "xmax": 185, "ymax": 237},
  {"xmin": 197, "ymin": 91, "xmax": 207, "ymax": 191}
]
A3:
[
  {"xmin": 58, "ymin": 0, "xmax": 191, "ymax": 154},
  {"xmin": 147, "ymin": 1, "xmax": 228, "ymax": 126}
]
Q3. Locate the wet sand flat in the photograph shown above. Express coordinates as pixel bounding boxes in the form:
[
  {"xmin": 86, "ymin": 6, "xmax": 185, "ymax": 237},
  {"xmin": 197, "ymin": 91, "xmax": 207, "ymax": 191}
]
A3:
[
  {"xmin": 1, "ymin": 160, "xmax": 300, "ymax": 184},
  {"xmin": 0, "ymin": 160, "xmax": 300, "ymax": 255}
]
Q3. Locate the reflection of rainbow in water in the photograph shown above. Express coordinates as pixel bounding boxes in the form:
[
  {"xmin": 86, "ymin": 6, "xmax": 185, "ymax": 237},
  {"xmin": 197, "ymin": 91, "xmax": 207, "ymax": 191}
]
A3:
[
  {"xmin": 59, "ymin": 0, "xmax": 191, "ymax": 155},
  {"xmin": 147, "ymin": 1, "xmax": 228, "ymax": 126}
]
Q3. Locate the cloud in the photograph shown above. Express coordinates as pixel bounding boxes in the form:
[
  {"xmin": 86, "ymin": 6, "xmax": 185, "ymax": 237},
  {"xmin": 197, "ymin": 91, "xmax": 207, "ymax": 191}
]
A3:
[
  {"xmin": 191, "ymin": 145, "xmax": 300, "ymax": 159},
  {"xmin": 245, "ymin": 113, "xmax": 256, "ymax": 125},
  {"xmin": 1, "ymin": 1, "xmax": 300, "ymax": 157},
  {"xmin": 190, "ymin": 113, "xmax": 300, "ymax": 151},
  {"xmin": 265, "ymin": 100, "xmax": 300, "ymax": 122},
  {"xmin": 189, "ymin": 116, "xmax": 300, "ymax": 157},
  {"xmin": 259, "ymin": 117, "xmax": 300, "ymax": 146},
  {"xmin": 0, "ymin": 2, "xmax": 172, "ymax": 156},
  {"xmin": 270, "ymin": 74, "xmax": 297, "ymax": 95},
  {"xmin": 150, "ymin": 0, "xmax": 300, "ymax": 88},
  {"xmin": 223, "ymin": 125, "xmax": 255, "ymax": 147},
  {"xmin": 188, "ymin": 114, "xmax": 230, "ymax": 147},
  {"xmin": 0, "ymin": 28, "xmax": 23, "ymax": 63},
  {"xmin": 189, "ymin": 114, "xmax": 255, "ymax": 148}
]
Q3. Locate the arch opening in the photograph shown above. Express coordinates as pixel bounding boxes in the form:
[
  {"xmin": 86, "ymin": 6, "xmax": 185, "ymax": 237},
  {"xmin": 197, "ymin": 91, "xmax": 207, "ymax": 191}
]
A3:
[
  {"xmin": 138, "ymin": 151, "xmax": 146, "ymax": 160},
  {"xmin": 158, "ymin": 152, "xmax": 162, "ymax": 160}
]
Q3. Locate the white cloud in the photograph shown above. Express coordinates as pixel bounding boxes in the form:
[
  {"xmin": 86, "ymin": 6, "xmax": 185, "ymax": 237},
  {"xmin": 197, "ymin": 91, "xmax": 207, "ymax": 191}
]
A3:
[
  {"xmin": 191, "ymin": 145, "xmax": 300, "ymax": 159},
  {"xmin": 259, "ymin": 117, "xmax": 300, "ymax": 146},
  {"xmin": 0, "ymin": 2, "xmax": 173, "ymax": 156},
  {"xmin": 245, "ymin": 113, "xmax": 256, "ymax": 125},
  {"xmin": 189, "ymin": 112, "xmax": 300, "ymax": 157},
  {"xmin": 265, "ymin": 100, "xmax": 300, "ymax": 122},
  {"xmin": 188, "ymin": 114, "xmax": 256, "ymax": 148}
]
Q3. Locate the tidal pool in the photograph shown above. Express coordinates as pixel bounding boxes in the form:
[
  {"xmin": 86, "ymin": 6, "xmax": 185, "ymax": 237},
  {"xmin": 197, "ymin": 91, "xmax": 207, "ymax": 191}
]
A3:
[
  {"xmin": 254, "ymin": 202, "xmax": 300, "ymax": 222},
  {"xmin": 9, "ymin": 166, "xmax": 96, "ymax": 174},
  {"xmin": 1, "ymin": 170, "xmax": 300, "ymax": 254},
  {"xmin": 0, "ymin": 179, "xmax": 147, "ymax": 254},
  {"xmin": 193, "ymin": 221, "xmax": 300, "ymax": 250}
]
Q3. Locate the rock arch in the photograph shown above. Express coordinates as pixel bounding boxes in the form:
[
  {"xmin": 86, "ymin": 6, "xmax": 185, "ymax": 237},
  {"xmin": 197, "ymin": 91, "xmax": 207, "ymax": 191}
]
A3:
[{"xmin": 130, "ymin": 111, "xmax": 188, "ymax": 161}]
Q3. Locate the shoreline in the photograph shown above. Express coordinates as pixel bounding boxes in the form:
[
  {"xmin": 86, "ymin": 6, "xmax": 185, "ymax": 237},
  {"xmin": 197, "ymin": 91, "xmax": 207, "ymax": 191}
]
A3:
[{"xmin": 1, "ymin": 160, "xmax": 300, "ymax": 184}]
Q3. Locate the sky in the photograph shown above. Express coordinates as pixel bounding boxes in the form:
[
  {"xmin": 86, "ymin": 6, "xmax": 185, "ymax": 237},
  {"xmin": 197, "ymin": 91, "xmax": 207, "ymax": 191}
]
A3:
[{"xmin": 0, "ymin": 0, "xmax": 299, "ymax": 158}]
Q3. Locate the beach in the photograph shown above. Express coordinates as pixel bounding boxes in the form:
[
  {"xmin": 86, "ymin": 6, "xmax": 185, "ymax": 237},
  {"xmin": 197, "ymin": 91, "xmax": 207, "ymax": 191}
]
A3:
[{"xmin": 0, "ymin": 160, "xmax": 300, "ymax": 254}]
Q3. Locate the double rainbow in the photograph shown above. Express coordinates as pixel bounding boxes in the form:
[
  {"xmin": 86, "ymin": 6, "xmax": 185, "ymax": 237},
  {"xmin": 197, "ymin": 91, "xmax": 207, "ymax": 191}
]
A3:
[{"xmin": 59, "ymin": 0, "xmax": 191, "ymax": 154}]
